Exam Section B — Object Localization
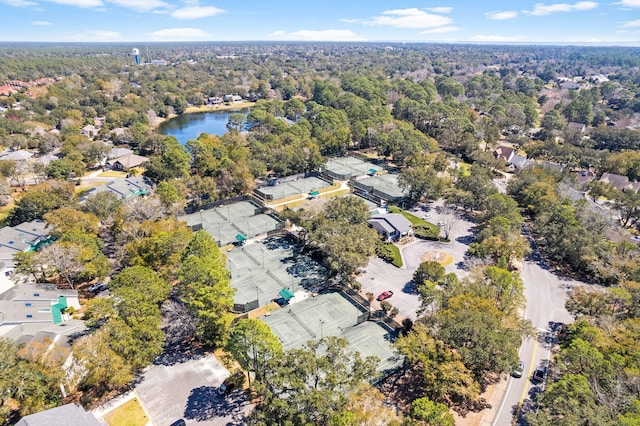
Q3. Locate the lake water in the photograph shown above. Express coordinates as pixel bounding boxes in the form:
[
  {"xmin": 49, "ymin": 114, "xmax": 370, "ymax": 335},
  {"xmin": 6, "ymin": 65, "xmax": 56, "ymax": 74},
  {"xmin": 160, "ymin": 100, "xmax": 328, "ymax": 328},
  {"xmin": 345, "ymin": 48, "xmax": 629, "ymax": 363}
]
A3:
[{"xmin": 157, "ymin": 109, "xmax": 248, "ymax": 145}]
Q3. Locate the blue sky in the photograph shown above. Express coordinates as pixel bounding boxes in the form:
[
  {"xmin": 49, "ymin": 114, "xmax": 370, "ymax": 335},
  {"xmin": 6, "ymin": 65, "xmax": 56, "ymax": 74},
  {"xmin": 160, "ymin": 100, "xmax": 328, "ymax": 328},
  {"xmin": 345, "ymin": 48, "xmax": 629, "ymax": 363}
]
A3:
[{"xmin": 2, "ymin": 0, "xmax": 640, "ymax": 44}]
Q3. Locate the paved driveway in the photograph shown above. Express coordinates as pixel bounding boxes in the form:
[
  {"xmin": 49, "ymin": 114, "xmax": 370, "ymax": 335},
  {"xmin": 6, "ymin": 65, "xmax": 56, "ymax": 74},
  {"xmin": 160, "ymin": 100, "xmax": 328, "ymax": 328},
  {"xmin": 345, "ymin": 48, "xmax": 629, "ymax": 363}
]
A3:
[
  {"xmin": 357, "ymin": 204, "xmax": 476, "ymax": 320},
  {"xmin": 135, "ymin": 352, "xmax": 251, "ymax": 426}
]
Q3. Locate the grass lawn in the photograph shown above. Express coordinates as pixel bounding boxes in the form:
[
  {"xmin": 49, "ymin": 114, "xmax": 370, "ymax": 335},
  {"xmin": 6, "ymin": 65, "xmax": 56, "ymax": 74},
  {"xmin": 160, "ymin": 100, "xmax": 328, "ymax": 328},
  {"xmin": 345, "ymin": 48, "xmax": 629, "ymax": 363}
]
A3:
[
  {"xmin": 103, "ymin": 398, "xmax": 148, "ymax": 426},
  {"xmin": 185, "ymin": 101, "xmax": 256, "ymax": 114},
  {"xmin": 388, "ymin": 243, "xmax": 403, "ymax": 268},
  {"xmin": 98, "ymin": 171, "xmax": 128, "ymax": 178},
  {"xmin": 375, "ymin": 241, "xmax": 403, "ymax": 268},
  {"xmin": 388, "ymin": 205, "xmax": 441, "ymax": 240}
]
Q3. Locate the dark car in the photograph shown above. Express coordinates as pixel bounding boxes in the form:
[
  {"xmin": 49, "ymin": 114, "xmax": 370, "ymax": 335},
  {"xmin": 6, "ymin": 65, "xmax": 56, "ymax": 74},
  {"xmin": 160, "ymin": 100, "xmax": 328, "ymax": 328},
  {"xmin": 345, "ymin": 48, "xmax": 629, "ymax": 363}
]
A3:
[
  {"xmin": 376, "ymin": 291, "xmax": 394, "ymax": 301},
  {"xmin": 87, "ymin": 282, "xmax": 108, "ymax": 293},
  {"xmin": 170, "ymin": 420, "xmax": 186, "ymax": 426},
  {"xmin": 512, "ymin": 361, "xmax": 524, "ymax": 378},
  {"xmin": 532, "ymin": 368, "xmax": 546, "ymax": 383},
  {"xmin": 218, "ymin": 371, "xmax": 245, "ymax": 396}
]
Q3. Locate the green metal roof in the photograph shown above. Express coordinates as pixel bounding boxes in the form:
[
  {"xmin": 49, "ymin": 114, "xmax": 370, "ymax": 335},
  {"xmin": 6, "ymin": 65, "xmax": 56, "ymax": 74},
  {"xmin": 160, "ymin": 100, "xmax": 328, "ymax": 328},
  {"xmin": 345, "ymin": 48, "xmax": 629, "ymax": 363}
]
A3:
[{"xmin": 279, "ymin": 288, "xmax": 295, "ymax": 301}]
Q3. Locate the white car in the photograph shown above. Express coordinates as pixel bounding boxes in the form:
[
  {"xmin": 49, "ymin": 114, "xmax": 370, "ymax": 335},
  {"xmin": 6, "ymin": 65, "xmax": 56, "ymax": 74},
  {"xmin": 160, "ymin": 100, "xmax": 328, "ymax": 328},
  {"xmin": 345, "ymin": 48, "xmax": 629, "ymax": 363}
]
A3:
[
  {"xmin": 437, "ymin": 221, "xmax": 446, "ymax": 227},
  {"xmin": 421, "ymin": 213, "xmax": 432, "ymax": 220}
]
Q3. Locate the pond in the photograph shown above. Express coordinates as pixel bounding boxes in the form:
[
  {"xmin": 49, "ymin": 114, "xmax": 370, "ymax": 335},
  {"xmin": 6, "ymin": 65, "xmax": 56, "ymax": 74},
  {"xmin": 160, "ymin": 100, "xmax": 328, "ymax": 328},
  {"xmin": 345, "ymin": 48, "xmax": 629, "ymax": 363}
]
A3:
[{"xmin": 157, "ymin": 109, "xmax": 249, "ymax": 145}]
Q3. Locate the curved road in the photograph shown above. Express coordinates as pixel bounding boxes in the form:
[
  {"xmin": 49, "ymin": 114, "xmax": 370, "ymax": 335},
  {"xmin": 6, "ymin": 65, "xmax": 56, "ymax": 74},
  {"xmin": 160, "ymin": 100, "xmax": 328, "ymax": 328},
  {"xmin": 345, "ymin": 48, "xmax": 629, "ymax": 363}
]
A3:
[{"xmin": 492, "ymin": 259, "xmax": 577, "ymax": 425}]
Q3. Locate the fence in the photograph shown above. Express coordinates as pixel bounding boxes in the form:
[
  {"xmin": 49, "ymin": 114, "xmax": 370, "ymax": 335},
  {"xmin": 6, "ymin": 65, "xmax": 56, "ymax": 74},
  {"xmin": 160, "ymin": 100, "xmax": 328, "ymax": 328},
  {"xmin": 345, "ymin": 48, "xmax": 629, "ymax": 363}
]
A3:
[
  {"xmin": 233, "ymin": 299, "xmax": 259, "ymax": 314},
  {"xmin": 184, "ymin": 194, "xmax": 248, "ymax": 214}
]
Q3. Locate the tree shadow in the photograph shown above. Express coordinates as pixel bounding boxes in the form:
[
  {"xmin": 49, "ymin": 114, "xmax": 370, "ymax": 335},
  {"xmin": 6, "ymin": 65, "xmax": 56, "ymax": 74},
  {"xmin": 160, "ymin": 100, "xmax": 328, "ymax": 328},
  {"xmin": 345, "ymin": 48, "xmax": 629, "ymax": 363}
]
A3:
[
  {"xmin": 183, "ymin": 386, "xmax": 248, "ymax": 424},
  {"xmin": 153, "ymin": 345, "xmax": 206, "ymax": 367},
  {"xmin": 401, "ymin": 280, "xmax": 418, "ymax": 295}
]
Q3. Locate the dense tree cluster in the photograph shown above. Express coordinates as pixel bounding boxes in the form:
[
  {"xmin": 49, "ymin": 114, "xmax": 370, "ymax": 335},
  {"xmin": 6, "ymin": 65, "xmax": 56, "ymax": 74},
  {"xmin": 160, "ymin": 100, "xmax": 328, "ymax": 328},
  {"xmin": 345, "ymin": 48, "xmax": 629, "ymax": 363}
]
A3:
[{"xmin": 526, "ymin": 281, "xmax": 640, "ymax": 425}]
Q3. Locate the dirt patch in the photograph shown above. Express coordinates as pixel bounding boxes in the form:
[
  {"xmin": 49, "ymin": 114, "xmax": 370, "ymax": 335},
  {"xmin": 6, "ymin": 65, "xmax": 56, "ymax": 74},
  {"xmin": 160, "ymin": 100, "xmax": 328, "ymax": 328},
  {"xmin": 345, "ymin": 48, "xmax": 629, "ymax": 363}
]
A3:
[{"xmin": 421, "ymin": 250, "xmax": 454, "ymax": 266}]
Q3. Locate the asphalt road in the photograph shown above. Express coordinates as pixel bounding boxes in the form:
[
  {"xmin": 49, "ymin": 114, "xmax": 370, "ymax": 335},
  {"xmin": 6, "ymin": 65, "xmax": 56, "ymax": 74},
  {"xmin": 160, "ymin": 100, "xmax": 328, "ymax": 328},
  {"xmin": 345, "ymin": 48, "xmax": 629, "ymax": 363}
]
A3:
[{"xmin": 492, "ymin": 260, "xmax": 577, "ymax": 426}]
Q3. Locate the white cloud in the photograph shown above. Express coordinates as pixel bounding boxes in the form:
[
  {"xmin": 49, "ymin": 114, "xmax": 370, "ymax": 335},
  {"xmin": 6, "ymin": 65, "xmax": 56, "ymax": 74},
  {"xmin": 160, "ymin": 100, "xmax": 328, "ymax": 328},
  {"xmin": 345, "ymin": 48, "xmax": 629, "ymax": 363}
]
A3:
[
  {"xmin": 171, "ymin": 5, "xmax": 225, "ymax": 19},
  {"xmin": 470, "ymin": 35, "xmax": 526, "ymax": 42},
  {"xmin": 362, "ymin": 8, "xmax": 452, "ymax": 29},
  {"xmin": 621, "ymin": 19, "xmax": 640, "ymax": 27},
  {"xmin": 268, "ymin": 29, "xmax": 366, "ymax": 42},
  {"xmin": 485, "ymin": 10, "xmax": 518, "ymax": 20},
  {"xmin": 525, "ymin": 1, "xmax": 598, "ymax": 16},
  {"xmin": 148, "ymin": 27, "xmax": 212, "ymax": 41},
  {"xmin": 421, "ymin": 26, "xmax": 459, "ymax": 34},
  {"xmin": 107, "ymin": 0, "xmax": 170, "ymax": 12},
  {"xmin": 44, "ymin": 0, "xmax": 102, "ymax": 7},
  {"xmin": 32, "ymin": 20, "xmax": 52, "ymax": 25},
  {"xmin": 68, "ymin": 30, "xmax": 122, "ymax": 41},
  {"xmin": 617, "ymin": 0, "xmax": 640, "ymax": 6},
  {"xmin": 0, "ymin": 0, "xmax": 36, "ymax": 6},
  {"xmin": 425, "ymin": 6, "xmax": 453, "ymax": 13}
]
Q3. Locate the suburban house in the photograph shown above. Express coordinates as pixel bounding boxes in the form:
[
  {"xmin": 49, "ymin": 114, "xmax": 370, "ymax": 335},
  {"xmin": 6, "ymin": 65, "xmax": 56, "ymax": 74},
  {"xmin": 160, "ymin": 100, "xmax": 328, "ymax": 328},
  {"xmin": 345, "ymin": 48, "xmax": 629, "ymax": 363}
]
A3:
[
  {"xmin": 208, "ymin": 96, "xmax": 223, "ymax": 105},
  {"xmin": 509, "ymin": 154, "xmax": 530, "ymax": 169},
  {"xmin": 368, "ymin": 213, "xmax": 413, "ymax": 242},
  {"xmin": 15, "ymin": 403, "xmax": 102, "ymax": 426},
  {"xmin": 576, "ymin": 170, "xmax": 596, "ymax": 186},
  {"xmin": 106, "ymin": 153, "xmax": 149, "ymax": 171},
  {"xmin": 224, "ymin": 94, "xmax": 243, "ymax": 103},
  {"xmin": 107, "ymin": 147, "xmax": 134, "ymax": 160},
  {"xmin": 0, "ymin": 149, "xmax": 34, "ymax": 161},
  {"xmin": 80, "ymin": 176, "xmax": 152, "ymax": 202},
  {"xmin": 80, "ymin": 124, "xmax": 98, "ymax": 139},
  {"xmin": 0, "ymin": 282, "xmax": 81, "ymax": 341},
  {"xmin": 567, "ymin": 122, "xmax": 587, "ymax": 133},
  {"xmin": 600, "ymin": 172, "xmax": 640, "ymax": 193},
  {"xmin": 494, "ymin": 145, "xmax": 515, "ymax": 163},
  {"xmin": 0, "ymin": 219, "xmax": 52, "ymax": 262}
]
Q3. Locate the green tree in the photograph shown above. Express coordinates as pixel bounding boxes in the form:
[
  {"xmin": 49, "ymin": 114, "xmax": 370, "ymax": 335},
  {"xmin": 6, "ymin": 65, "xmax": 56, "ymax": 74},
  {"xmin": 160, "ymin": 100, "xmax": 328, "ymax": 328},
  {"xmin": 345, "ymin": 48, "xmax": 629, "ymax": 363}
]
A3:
[
  {"xmin": 178, "ymin": 231, "xmax": 235, "ymax": 347},
  {"xmin": 410, "ymin": 397, "xmax": 454, "ymax": 426},
  {"xmin": 413, "ymin": 261, "xmax": 445, "ymax": 286},
  {"xmin": 250, "ymin": 337, "xmax": 378, "ymax": 425},
  {"xmin": 226, "ymin": 319, "xmax": 283, "ymax": 386}
]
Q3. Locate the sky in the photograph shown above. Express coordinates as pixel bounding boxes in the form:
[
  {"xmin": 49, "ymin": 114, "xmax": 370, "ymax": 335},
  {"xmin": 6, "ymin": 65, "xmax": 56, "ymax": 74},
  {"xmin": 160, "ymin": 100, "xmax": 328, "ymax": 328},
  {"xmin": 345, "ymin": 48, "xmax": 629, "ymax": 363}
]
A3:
[{"xmin": 2, "ymin": 0, "xmax": 640, "ymax": 44}]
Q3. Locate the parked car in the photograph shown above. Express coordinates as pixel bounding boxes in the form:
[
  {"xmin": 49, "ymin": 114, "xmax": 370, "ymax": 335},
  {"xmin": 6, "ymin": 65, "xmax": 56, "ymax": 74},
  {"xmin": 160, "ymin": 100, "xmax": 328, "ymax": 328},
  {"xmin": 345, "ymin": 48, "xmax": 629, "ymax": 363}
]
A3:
[
  {"xmin": 376, "ymin": 291, "xmax": 394, "ymax": 301},
  {"xmin": 437, "ymin": 221, "xmax": 446, "ymax": 227},
  {"xmin": 87, "ymin": 282, "xmax": 108, "ymax": 293},
  {"xmin": 532, "ymin": 368, "xmax": 546, "ymax": 383},
  {"xmin": 170, "ymin": 420, "xmax": 186, "ymax": 426},
  {"xmin": 421, "ymin": 213, "xmax": 432, "ymax": 220},
  {"xmin": 218, "ymin": 371, "xmax": 245, "ymax": 396},
  {"xmin": 512, "ymin": 361, "xmax": 524, "ymax": 378}
]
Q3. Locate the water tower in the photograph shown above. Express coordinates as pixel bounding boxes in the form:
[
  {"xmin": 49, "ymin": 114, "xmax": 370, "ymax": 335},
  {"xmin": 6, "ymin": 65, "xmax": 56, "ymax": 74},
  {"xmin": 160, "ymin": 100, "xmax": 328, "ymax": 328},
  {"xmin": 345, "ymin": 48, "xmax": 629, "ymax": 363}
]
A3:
[{"xmin": 132, "ymin": 48, "xmax": 140, "ymax": 65}]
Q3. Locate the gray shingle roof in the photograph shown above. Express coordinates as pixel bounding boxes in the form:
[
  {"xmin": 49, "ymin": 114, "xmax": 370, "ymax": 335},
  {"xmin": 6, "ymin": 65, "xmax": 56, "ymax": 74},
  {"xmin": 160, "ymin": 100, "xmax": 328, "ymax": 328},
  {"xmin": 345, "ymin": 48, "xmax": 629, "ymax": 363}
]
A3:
[{"xmin": 15, "ymin": 403, "xmax": 102, "ymax": 426}]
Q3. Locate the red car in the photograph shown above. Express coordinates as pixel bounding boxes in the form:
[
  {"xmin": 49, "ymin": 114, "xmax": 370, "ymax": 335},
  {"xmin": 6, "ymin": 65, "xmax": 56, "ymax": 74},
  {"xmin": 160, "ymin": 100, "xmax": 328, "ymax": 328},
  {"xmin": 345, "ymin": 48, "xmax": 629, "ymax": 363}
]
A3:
[{"xmin": 376, "ymin": 291, "xmax": 394, "ymax": 301}]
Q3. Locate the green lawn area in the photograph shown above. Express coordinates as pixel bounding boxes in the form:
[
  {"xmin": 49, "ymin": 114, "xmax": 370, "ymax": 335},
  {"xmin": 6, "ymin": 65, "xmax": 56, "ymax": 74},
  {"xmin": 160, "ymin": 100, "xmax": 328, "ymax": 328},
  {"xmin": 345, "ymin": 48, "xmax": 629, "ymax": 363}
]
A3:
[
  {"xmin": 388, "ymin": 205, "xmax": 440, "ymax": 238},
  {"xmin": 103, "ymin": 398, "xmax": 148, "ymax": 426},
  {"xmin": 375, "ymin": 241, "xmax": 403, "ymax": 268}
]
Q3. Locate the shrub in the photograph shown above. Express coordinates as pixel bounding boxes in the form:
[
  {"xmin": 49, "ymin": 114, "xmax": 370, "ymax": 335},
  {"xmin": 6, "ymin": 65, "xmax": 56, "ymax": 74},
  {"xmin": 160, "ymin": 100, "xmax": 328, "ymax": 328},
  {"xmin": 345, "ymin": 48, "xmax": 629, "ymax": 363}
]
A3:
[
  {"xmin": 375, "ymin": 241, "xmax": 403, "ymax": 268},
  {"xmin": 380, "ymin": 301, "xmax": 392, "ymax": 313}
]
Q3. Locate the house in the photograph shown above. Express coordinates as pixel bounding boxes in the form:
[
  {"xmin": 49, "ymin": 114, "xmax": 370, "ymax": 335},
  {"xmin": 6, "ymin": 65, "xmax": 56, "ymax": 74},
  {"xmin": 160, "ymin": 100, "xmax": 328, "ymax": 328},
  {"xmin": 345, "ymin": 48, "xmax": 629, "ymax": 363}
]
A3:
[
  {"xmin": 80, "ymin": 176, "xmax": 152, "ymax": 201},
  {"xmin": 106, "ymin": 153, "xmax": 148, "ymax": 171},
  {"xmin": 80, "ymin": 124, "xmax": 98, "ymax": 139},
  {"xmin": 208, "ymin": 96, "xmax": 223, "ymax": 105},
  {"xmin": 0, "ymin": 220, "xmax": 51, "ymax": 261},
  {"xmin": 0, "ymin": 150, "xmax": 33, "ymax": 161},
  {"xmin": 224, "ymin": 94, "xmax": 243, "ymax": 103},
  {"xmin": 567, "ymin": 122, "xmax": 586, "ymax": 133},
  {"xmin": 0, "ymin": 282, "xmax": 80, "ymax": 341},
  {"xmin": 495, "ymin": 145, "xmax": 515, "ymax": 163},
  {"xmin": 15, "ymin": 403, "xmax": 102, "ymax": 426},
  {"xmin": 509, "ymin": 154, "xmax": 530, "ymax": 169},
  {"xmin": 107, "ymin": 147, "xmax": 133, "ymax": 159},
  {"xmin": 600, "ymin": 172, "xmax": 640, "ymax": 193},
  {"xmin": 576, "ymin": 170, "xmax": 596, "ymax": 186},
  {"xmin": 151, "ymin": 59, "xmax": 168, "ymax": 66},
  {"xmin": 367, "ymin": 213, "xmax": 413, "ymax": 242}
]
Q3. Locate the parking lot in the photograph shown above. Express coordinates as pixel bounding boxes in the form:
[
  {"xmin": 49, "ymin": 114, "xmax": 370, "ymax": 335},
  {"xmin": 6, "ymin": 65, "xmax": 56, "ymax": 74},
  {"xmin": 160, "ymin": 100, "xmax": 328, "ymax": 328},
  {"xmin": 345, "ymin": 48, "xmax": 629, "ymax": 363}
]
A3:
[
  {"xmin": 357, "ymin": 201, "xmax": 476, "ymax": 320},
  {"xmin": 134, "ymin": 353, "xmax": 251, "ymax": 426}
]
